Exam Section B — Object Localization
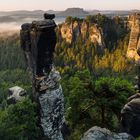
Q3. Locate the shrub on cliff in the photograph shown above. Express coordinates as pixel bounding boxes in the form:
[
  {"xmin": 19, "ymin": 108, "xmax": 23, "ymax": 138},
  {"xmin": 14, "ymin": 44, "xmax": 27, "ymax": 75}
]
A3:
[
  {"xmin": 0, "ymin": 98, "xmax": 40, "ymax": 140},
  {"xmin": 62, "ymin": 69, "xmax": 135, "ymax": 139}
]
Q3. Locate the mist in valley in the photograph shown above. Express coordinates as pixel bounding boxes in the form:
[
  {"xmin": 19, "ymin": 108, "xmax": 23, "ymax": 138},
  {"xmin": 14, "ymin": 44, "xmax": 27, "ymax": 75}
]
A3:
[{"xmin": 0, "ymin": 17, "xmax": 65, "ymax": 36}]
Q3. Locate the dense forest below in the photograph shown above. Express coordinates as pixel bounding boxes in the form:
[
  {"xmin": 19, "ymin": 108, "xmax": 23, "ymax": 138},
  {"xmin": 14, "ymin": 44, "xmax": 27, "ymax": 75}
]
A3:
[{"xmin": 0, "ymin": 14, "xmax": 138, "ymax": 140}]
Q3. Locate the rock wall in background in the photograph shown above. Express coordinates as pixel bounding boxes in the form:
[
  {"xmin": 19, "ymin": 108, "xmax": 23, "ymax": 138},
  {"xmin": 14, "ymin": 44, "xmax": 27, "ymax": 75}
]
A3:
[
  {"xmin": 127, "ymin": 13, "xmax": 140, "ymax": 63},
  {"xmin": 58, "ymin": 20, "xmax": 105, "ymax": 51}
]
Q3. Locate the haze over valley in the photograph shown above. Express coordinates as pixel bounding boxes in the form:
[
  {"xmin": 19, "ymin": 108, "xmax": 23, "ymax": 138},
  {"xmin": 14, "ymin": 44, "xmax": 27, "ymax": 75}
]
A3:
[{"xmin": 0, "ymin": 8, "xmax": 139, "ymax": 32}]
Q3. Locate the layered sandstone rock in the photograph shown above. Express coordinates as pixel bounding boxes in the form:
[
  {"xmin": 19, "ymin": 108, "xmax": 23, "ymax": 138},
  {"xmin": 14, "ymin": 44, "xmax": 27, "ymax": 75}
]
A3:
[
  {"xmin": 38, "ymin": 69, "xmax": 65, "ymax": 140},
  {"xmin": 81, "ymin": 21, "xmax": 88, "ymax": 39},
  {"xmin": 60, "ymin": 22, "xmax": 73, "ymax": 43},
  {"xmin": 127, "ymin": 13, "xmax": 140, "ymax": 63},
  {"xmin": 89, "ymin": 24, "xmax": 104, "ymax": 47},
  {"xmin": 121, "ymin": 93, "xmax": 140, "ymax": 138},
  {"xmin": 59, "ymin": 20, "xmax": 105, "ymax": 51}
]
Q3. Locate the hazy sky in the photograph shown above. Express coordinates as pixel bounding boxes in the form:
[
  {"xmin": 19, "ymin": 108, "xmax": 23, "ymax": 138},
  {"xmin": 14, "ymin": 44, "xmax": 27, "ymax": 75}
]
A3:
[{"xmin": 0, "ymin": 0, "xmax": 140, "ymax": 11}]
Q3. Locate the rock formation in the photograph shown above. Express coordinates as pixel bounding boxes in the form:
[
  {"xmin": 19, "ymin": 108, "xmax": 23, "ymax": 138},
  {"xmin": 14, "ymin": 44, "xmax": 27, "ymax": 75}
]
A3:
[
  {"xmin": 59, "ymin": 20, "xmax": 105, "ymax": 51},
  {"xmin": 81, "ymin": 126, "xmax": 134, "ymax": 140},
  {"xmin": 20, "ymin": 14, "xmax": 65, "ymax": 140},
  {"xmin": 89, "ymin": 24, "xmax": 104, "ymax": 48},
  {"xmin": 121, "ymin": 93, "xmax": 140, "ymax": 138},
  {"xmin": 7, "ymin": 86, "xmax": 27, "ymax": 104},
  {"xmin": 123, "ymin": 20, "xmax": 140, "ymax": 137},
  {"xmin": 127, "ymin": 13, "xmax": 140, "ymax": 63},
  {"xmin": 38, "ymin": 68, "xmax": 65, "ymax": 140},
  {"xmin": 81, "ymin": 21, "xmax": 88, "ymax": 40},
  {"xmin": 60, "ymin": 22, "xmax": 73, "ymax": 43}
]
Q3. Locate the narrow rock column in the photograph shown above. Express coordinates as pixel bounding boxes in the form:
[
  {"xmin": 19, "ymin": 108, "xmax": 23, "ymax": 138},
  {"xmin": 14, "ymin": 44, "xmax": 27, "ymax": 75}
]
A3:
[
  {"xmin": 121, "ymin": 23, "xmax": 140, "ymax": 137},
  {"xmin": 20, "ymin": 14, "xmax": 65, "ymax": 140},
  {"xmin": 37, "ymin": 69, "xmax": 65, "ymax": 140}
]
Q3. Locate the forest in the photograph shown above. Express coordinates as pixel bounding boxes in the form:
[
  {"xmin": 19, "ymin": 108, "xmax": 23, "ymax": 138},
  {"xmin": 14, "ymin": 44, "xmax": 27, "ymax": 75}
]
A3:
[{"xmin": 0, "ymin": 14, "xmax": 138, "ymax": 140}]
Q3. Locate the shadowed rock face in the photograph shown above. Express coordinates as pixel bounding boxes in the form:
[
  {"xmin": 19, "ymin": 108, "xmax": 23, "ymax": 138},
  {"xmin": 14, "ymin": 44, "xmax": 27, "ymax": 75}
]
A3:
[
  {"xmin": 81, "ymin": 126, "xmax": 135, "ymax": 140},
  {"xmin": 127, "ymin": 13, "xmax": 140, "ymax": 64},
  {"xmin": 20, "ymin": 14, "xmax": 66, "ymax": 140},
  {"xmin": 20, "ymin": 18, "xmax": 57, "ymax": 78},
  {"xmin": 7, "ymin": 86, "xmax": 27, "ymax": 104},
  {"xmin": 121, "ymin": 93, "xmax": 140, "ymax": 138}
]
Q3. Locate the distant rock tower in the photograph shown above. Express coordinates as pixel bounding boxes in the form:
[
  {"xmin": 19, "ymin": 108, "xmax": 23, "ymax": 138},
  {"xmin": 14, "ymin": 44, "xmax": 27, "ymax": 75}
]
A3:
[
  {"xmin": 122, "ymin": 13, "xmax": 140, "ymax": 139},
  {"xmin": 127, "ymin": 13, "xmax": 140, "ymax": 63},
  {"xmin": 20, "ymin": 14, "xmax": 65, "ymax": 140},
  {"xmin": 59, "ymin": 19, "xmax": 105, "ymax": 51}
]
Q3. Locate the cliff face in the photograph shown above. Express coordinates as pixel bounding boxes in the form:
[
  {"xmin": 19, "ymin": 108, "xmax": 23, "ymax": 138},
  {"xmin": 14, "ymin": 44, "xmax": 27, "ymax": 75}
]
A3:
[
  {"xmin": 38, "ymin": 69, "xmax": 65, "ymax": 140},
  {"xmin": 20, "ymin": 19, "xmax": 66, "ymax": 140},
  {"xmin": 127, "ymin": 13, "xmax": 140, "ymax": 63},
  {"xmin": 121, "ymin": 93, "xmax": 140, "ymax": 138},
  {"xmin": 59, "ymin": 20, "xmax": 105, "ymax": 50},
  {"xmin": 60, "ymin": 22, "xmax": 73, "ymax": 43},
  {"xmin": 89, "ymin": 25, "xmax": 104, "ymax": 46}
]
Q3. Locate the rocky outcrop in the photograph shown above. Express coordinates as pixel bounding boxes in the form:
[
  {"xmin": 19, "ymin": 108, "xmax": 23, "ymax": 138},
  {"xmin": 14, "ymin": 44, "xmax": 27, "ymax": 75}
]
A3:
[
  {"xmin": 121, "ymin": 93, "xmax": 140, "ymax": 138},
  {"xmin": 60, "ymin": 22, "xmax": 73, "ymax": 43},
  {"xmin": 38, "ymin": 68, "xmax": 65, "ymax": 140},
  {"xmin": 89, "ymin": 24, "xmax": 104, "ymax": 47},
  {"xmin": 81, "ymin": 21, "xmax": 88, "ymax": 39},
  {"xmin": 122, "ymin": 14, "xmax": 140, "ymax": 137},
  {"xmin": 81, "ymin": 126, "xmax": 135, "ymax": 140},
  {"xmin": 127, "ymin": 13, "xmax": 140, "ymax": 63},
  {"xmin": 59, "ymin": 20, "xmax": 105, "ymax": 50},
  {"xmin": 7, "ymin": 86, "xmax": 27, "ymax": 104},
  {"xmin": 20, "ymin": 15, "xmax": 66, "ymax": 140},
  {"xmin": 60, "ymin": 21, "xmax": 81, "ymax": 43}
]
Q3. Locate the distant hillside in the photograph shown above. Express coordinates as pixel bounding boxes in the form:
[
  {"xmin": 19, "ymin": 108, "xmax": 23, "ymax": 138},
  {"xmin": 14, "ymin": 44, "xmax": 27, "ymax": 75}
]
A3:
[
  {"xmin": 0, "ymin": 10, "xmax": 45, "ymax": 18},
  {"xmin": 87, "ymin": 10, "xmax": 100, "ymax": 15},
  {"xmin": 56, "ymin": 8, "xmax": 88, "ymax": 17},
  {"xmin": 88, "ymin": 10, "xmax": 140, "ymax": 16},
  {"xmin": 0, "ymin": 8, "xmax": 139, "ymax": 18},
  {"xmin": 0, "ymin": 8, "xmax": 139, "ymax": 23},
  {"xmin": 0, "ymin": 16, "xmax": 17, "ymax": 23}
]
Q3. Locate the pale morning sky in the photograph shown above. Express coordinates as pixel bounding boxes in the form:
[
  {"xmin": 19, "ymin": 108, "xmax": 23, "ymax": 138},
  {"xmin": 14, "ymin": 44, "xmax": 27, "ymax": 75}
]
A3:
[{"xmin": 0, "ymin": 0, "xmax": 140, "ymax": 11}]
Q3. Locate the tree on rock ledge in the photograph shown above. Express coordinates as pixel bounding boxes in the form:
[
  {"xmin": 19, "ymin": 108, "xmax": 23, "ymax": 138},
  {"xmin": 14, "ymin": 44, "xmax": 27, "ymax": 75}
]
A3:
[{"xmin": 62, "ymin": 70, "xmax": 135, "ymax": 139}]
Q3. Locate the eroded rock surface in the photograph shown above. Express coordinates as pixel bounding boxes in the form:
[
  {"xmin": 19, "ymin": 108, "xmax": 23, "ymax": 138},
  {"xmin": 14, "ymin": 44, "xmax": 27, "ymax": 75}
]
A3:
[
  {"xmin": 59, "ymin": 20, "xmax": 105, "ymax": 51},
  {"xmin": 20, "ymin": 14, "xmax": 65, "ymax": 139},
  {"xmin": 38, "ymin": 69, "xmax": 65, "ymax": 140},
  {"xmin": 127, "ymin": 13, "xmax": 140, "ymax": 63},
  {"xmin": 60, "ymin": 22, "xmax": 73, "ymax": 43},
  {"xmin": 121, "ymin": 93, "xmax": 140, "ymax": 138},
  {"xmin": 81, "ymin": 126, "xmax": 134, "ymax": 140}
]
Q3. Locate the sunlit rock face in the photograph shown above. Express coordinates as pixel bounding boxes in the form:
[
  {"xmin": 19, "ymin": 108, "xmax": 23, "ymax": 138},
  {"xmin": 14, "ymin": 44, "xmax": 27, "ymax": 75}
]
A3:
[
  {"xmin": 89, "ymin": 24, "xmax": 104, "ymax": 47},
  {"xmin": 81, "ymin": 126, "xmax": 135, "ymax": 140},
  {"xmin": 127, "ymin": 13, "xmax": 140, "ymax": 64},
  {"xmin": 121, "ymin": 93, "xmax": 140, "ymax": 138},
  {"xmin": 60, "ymin": 21, "xmax": 81, "ymax": 43},
  {"xmin": 81, "ymin": 21, "xmax": 88, "ymax": 39},
  {"xmin": 59, "ymin": 20, "xmax": 105, "ymax": 51},
  {"xmin": 60, "ymin": 22, "xmax": 73, "ymax": 43},
  {"xmin": 7, "ymin": 86, "xmax": 27, "ymax": 104}
]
